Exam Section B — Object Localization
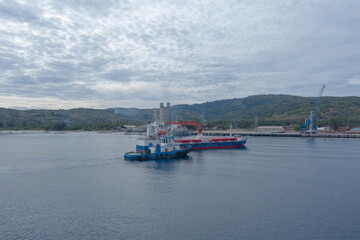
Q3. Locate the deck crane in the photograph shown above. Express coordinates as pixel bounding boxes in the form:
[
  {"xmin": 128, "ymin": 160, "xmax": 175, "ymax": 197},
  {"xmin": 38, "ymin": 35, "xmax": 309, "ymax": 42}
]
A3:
[{"xmin": 301, "ymin": 84, "xmax": 326, "ymax": 134}]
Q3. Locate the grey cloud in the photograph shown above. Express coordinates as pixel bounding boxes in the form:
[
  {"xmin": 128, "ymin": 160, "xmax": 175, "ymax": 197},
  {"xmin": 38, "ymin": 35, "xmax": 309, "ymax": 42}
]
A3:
[
  {"xmin": 79, "ymin": 59, "xmax": 110, "ymax": 72},
  {"xmin": 48, "ymin": 61, "xmax": 79, "ymax": 72},
  {"xmin": 7, "ymin": 75, "xmax": 36, "ymax": 85},
  {"xmin": 0, "ymin": 0, "xmax": 359, "ymax": 109},
  {"xmin": 37, "ymin": 75, "xmax": 71, "ymax": 84},
  {"xmin": 0, "ymin": 56, "xmax": 17, "ymax": 71},
  {"xmin": 101, "ymin": 69, "xmax": 136, "ymax": 81},
  {"xmin": 47, "ymin": 0, "xmax": 130, "ymax": 17},
  {"xmin": 1, "ymin": 81, "xmax": 96, "ymax": 100},
  {"xmin": 0, "ymin": 1, "xmax": 39, "ymax": 23}
]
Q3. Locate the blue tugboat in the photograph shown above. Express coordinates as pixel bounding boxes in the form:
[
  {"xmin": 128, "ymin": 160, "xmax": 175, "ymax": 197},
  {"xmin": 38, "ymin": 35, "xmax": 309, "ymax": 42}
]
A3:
[{"xmin": 124, "ymin": 122, "xmax": 191, "ymax": 161}]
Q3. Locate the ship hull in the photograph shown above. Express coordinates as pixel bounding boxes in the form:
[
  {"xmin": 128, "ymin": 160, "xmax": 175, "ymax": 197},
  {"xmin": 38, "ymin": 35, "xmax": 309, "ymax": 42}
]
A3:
[
  {"xmin": 124, "ymin": 145, "xmax": 191, "ymax": 161},
  {"xmin": 189, "ymin": 141, "xmax": 246, "ymax": 150},
  {"xmin": 176, "ymin": 137, "xmax": 248, "ymax": 151}
]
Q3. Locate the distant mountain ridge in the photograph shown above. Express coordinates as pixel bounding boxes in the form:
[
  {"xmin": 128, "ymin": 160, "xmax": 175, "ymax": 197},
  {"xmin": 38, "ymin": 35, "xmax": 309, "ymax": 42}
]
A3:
[
  {"xmin": 171, "ymin": 95, "xmax": 360, "ymax": 128},
  {"xmin": 1, "ymin": 95, "xmax": 359, "ymax": 130}
]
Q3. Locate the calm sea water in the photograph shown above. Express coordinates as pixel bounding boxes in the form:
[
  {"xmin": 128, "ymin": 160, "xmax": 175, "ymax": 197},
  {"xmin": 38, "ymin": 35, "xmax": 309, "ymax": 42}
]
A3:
[{"xmin": 0, "ymin": 132, "xmax": 359, "ymax": 240}]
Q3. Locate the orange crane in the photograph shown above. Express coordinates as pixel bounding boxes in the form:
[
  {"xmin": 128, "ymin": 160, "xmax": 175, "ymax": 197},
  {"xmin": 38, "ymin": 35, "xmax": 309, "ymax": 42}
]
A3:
[{"xmin": 165, "ymin": 122, "xmax": 203, "ymax": 134}]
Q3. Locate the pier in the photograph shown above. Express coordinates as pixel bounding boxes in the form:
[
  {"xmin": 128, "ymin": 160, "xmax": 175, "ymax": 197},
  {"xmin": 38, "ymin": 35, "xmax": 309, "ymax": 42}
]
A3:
[{"xmin": 193, "ymin": 130, "xmax": 360, "ymax": 138}]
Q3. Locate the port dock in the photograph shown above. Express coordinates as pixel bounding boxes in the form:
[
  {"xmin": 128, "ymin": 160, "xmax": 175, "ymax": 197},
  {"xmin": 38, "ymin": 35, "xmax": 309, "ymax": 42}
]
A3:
[{"xmin": 194, "ymin": 130, "xmax": 360, "ymax": 138}]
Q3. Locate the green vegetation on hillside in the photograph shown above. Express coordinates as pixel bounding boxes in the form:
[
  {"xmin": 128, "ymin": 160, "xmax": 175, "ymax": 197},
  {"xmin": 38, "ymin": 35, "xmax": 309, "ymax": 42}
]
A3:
[
  {"xmin": 171, "ymin": 95, "xmax": 360, "ymax": 129},
  {"xmin": 1, "ymin": 95, "xmax": 359, "ymax": 130},
  {"xmin": 0, "ymin": 108, "xmax": 143, "ymax": 131}
]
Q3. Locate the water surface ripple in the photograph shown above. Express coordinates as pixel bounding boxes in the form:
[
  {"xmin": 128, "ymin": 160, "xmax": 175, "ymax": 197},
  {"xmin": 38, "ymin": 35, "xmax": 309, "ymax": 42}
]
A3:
[{"xmin": 0, "ymin": 132, "xmax": 359, "ymax": 239}]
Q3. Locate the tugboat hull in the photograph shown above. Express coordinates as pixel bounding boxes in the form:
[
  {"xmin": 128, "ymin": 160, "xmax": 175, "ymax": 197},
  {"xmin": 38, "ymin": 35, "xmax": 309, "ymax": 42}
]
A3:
[{"xmin": 124, "ymin": 145, "xmax": 191, "ymax": 161}]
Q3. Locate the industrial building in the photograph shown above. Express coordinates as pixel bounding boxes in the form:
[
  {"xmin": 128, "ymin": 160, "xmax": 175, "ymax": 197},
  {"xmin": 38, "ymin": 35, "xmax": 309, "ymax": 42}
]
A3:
[
  {"xmin": 158, "ymin": 102, "xmax": 171, "ymax": 123},
  {"xmin": 256, "ymin": 126, "xmax": 285, "ymax": 133}
]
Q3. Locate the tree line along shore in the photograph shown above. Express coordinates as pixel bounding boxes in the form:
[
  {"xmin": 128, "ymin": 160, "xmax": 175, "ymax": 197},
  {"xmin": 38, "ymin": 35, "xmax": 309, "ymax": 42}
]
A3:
[{"xmin": 1, "ymin": 95, "xmax": 359, "ymax": 131}]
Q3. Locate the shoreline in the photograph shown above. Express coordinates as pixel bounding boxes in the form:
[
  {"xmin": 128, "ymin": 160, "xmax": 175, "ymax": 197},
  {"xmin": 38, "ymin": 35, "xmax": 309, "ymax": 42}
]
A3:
[
  {"xmin": 1, "ymin": 129, "xmax": 360, "ymax": 138},
  {"xmin": 0, "ymin": 130, "xmax": 126, "ymax": 134},
  {"xmin": 199, "ymin": 130, "xmax": 360, "ymax": 138}
]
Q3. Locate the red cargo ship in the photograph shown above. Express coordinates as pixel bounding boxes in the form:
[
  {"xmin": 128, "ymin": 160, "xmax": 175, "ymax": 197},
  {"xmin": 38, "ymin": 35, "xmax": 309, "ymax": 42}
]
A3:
[{"xmin": 166, "ymin": 122, "xmax": 248, "ymax": 150}]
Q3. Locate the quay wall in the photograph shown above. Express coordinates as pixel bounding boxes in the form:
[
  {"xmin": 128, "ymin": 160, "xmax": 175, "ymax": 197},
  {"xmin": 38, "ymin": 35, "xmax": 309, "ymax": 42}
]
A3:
[{"xmin": 193, "ymin": 131, "xmax": 360, "ymax": 138}]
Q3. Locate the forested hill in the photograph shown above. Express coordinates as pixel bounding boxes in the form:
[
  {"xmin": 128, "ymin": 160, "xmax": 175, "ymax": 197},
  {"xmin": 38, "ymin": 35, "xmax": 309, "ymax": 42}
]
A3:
[
  {"xmin": 171, "ymin": 95, "xmax": 360, "ymax": 127},
  {"xmin": 1, "ymin": 95, "xmax": 359, "ymax": 130}
]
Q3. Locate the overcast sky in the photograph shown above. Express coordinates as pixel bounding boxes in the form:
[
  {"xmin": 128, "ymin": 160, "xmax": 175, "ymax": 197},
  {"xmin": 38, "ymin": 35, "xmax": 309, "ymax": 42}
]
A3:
[{"xmin": 0, "ymin": 0, "xmax": 359, "ymax": 109}]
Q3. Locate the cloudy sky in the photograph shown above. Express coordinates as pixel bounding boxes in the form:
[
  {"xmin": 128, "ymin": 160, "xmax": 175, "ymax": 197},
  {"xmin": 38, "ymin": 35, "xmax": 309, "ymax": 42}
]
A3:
[{"xmin": 0, "ymin": 0, "xmax": 359, "ymax": 109}]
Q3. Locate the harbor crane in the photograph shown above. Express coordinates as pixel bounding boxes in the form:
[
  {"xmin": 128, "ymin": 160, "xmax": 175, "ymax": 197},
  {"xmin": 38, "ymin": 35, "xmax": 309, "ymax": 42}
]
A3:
[{"xmin": 301, "ymin": 84, "xmax": 326, "ymax": 134}]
